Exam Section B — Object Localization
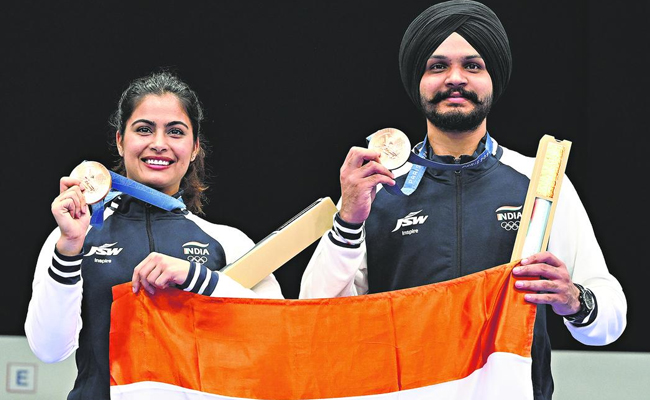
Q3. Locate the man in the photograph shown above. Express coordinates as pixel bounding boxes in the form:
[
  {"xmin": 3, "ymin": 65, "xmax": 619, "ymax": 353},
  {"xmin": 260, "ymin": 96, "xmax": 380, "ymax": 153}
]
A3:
[{"xmin": 299, "ymin": 1, "xmax": 627, "ymax": 399}]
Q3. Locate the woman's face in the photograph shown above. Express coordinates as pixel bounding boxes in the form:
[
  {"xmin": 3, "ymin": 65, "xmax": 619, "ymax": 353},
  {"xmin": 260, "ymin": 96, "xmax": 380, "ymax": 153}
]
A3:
[{"xmin": 116, "ymin": 93, "xmax": 199, "ymax": 196}]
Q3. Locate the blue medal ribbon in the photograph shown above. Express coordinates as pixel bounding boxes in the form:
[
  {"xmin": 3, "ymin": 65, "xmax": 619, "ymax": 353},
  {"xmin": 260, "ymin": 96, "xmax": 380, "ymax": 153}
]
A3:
[
  {"xmin": 368, "ymin": 132, "xmax": 495, "ymax": 196},
  {"xmin": 89, "ymin": 171, "xmax": 186, "ymax": 229}
]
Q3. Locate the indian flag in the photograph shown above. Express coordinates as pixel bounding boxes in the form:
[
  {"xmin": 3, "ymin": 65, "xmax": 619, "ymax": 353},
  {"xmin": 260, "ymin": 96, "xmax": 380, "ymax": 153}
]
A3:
[{"xmin": 109, "ymin": 261, "xmax": 535, "ymax": 399}]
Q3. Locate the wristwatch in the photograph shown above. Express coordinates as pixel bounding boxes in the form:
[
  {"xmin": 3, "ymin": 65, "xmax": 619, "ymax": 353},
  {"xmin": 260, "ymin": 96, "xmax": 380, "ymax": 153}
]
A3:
[{"xmin": 564, "ymin": 283, "xmax": 596, "ymax": 323}]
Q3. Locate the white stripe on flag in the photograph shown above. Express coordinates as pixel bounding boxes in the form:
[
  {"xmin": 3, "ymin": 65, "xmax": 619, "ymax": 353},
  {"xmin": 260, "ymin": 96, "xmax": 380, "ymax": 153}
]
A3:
[{"xmin": 111, "ymin": 352, "xmax": 532, "ymax": 400}]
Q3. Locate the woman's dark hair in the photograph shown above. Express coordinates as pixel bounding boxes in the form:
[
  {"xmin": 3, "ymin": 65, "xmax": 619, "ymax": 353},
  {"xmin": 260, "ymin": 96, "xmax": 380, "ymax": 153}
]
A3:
[{"xmin": 109, "ymin": 71, "xmax": 209, "ymax": 215}]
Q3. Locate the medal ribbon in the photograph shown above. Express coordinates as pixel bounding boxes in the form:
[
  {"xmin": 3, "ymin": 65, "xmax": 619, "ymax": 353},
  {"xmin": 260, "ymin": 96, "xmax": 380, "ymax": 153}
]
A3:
[
  {"xmin": 89, "ymin": 171, "xmax": 186, "ymax": 228},
  {"xmin": 377, "ymin": 132, "xmax": 494, "ymax": 196}
]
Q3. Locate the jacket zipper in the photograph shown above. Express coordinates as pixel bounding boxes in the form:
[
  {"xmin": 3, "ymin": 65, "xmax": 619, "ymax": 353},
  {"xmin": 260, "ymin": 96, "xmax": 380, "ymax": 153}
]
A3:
[
  {"xmin": 145, "ymin": 204, "xmax": 155, "ymax": 252},
  {"xmin": 455, "ymin": 159, "xmax": 462, "ymax": 278}
]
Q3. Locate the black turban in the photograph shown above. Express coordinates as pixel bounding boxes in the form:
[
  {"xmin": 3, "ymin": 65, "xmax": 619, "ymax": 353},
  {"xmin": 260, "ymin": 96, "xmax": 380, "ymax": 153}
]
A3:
[{"xmin": 398, "ymin": 0, "xmax": 512, "ymax": 111}]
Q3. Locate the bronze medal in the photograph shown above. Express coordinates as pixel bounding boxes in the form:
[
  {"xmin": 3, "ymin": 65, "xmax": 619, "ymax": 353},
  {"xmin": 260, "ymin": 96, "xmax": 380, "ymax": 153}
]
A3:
[
  {"xmin": 69, "ymin": 161, "xmax": 112, "ymax": 204},
  {"xmin": 368, "ymin": 128, "xmax": 411, "ymax": 170}
]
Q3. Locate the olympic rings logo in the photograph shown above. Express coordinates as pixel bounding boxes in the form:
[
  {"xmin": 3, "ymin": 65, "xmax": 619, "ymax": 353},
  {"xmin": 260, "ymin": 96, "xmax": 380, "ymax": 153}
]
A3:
[
  {"xmin": 500, "ymin": 221, "xmax": 520, "ymax": 231},
  {"xmin": 187, "ymin": 256, "xmax": 208, "ymax": 264}
]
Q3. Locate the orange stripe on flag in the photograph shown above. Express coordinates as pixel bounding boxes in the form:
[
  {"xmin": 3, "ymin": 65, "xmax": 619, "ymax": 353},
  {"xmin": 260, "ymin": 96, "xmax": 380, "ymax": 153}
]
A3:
[{"xmin": 110, "ymin": 262, "xmax": 536, "ymax": 399}]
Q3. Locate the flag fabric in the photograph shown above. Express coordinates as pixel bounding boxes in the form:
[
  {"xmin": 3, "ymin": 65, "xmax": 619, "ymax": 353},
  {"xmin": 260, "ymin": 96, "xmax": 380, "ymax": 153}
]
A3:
[{"xmin": 109, "ymin": 261, "xmax": 536, "ymax": 400}]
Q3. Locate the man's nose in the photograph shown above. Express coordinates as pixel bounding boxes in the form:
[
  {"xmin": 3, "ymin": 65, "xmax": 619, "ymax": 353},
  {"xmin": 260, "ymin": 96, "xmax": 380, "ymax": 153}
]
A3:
[{"xmin": 445, "ymin": 65, "xmax": 468, "ymax": 88}]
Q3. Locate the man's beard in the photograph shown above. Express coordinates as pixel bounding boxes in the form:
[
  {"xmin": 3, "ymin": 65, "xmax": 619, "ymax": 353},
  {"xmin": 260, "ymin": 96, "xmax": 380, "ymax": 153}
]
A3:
[{"xmin": 420, "ymin": 88, "xmax": 493, "ymax": 133}]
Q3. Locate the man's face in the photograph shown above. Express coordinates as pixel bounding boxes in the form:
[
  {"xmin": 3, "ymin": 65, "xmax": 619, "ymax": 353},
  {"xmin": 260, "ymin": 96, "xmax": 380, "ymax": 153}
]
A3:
[{"xmin": 419, "ymin": 32, "xmax": 493, "ymax": 133}]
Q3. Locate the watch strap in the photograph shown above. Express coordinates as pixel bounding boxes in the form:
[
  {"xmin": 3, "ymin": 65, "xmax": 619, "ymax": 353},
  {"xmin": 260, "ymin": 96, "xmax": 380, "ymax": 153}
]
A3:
[{"xmin": 565, "ymin": 283, "xmax": 597, "ymax": 325}]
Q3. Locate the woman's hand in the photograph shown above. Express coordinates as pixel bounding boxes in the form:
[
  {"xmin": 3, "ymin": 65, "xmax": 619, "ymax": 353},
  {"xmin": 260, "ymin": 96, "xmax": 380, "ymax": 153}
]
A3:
[
  {"xmin": 52, "ymin": 177, "xmax": 90, "ymax": 256},
  {"xmin": 131, "ymin": 252, "xmax": 192, "ymax": 295}
]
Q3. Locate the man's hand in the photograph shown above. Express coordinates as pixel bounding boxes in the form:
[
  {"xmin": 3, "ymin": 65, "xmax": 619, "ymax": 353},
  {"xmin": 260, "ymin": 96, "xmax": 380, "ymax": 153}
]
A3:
[
  {"xmin": 339, "ymin": 147, "xmax": 395, "ymax": 224},
  {"xmin": 512, "ymin": 251, "xmax": 581, "ymax": 316}
]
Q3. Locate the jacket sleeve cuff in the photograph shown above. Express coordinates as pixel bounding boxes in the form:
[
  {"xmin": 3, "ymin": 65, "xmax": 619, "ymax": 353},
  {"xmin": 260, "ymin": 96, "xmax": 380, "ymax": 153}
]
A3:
[
  {"xmin": 177, "ymin": 262, "xmax": 219, "ymax": 295},
  {"xmin": 328, "ymin": 212, "xmax": 365, "ymax": 248},
  {"xmin": 49, "ymin": 247, "xmax": 83, "ymax": 285}
]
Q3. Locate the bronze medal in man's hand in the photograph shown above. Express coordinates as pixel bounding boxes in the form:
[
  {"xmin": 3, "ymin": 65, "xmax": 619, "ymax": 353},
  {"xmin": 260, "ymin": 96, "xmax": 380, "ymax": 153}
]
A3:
[{"xmin": 367, "ymin": 128, "xmax": 411, "ymax": 170}]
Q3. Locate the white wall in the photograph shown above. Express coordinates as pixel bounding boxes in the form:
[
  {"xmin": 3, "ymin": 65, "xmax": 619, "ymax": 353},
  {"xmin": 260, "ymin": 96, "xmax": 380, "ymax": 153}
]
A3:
[
  {"xmin": 1, "ymin": 335, "xmax": 648, "ymax": 399},
  {"xmin": 551, "ymin": 350, "xmax": 650, "ymax": 400}
]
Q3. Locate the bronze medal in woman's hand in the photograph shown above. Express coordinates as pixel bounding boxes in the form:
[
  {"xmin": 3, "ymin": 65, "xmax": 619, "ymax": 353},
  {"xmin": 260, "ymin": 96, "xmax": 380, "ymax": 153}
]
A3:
[{"xmin": 69, "ymin": 161, "xmax": 112, "ymax": 204}]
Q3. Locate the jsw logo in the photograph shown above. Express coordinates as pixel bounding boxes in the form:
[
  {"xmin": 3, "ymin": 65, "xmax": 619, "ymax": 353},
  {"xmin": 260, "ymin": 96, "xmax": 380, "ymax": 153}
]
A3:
[
  {"xmin": 392, "ymin": 210, "xmax": 429, "ymax": 232},
  {"xmin": 85, "ymin": 242, "xmax": 123, "ymax": 257}
]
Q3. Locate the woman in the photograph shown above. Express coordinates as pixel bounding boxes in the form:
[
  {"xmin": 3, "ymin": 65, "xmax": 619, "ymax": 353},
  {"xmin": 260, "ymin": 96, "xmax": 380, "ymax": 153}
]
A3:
[{"xmin": 25, "ymin": 71, "xmax": 283, "ymax": 399}]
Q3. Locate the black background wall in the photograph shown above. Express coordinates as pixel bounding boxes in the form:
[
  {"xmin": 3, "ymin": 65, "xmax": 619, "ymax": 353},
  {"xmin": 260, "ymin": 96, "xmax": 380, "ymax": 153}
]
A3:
[{"xmin": 3, "ymin": 1, "xmax": 648, "ymax": 353}]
